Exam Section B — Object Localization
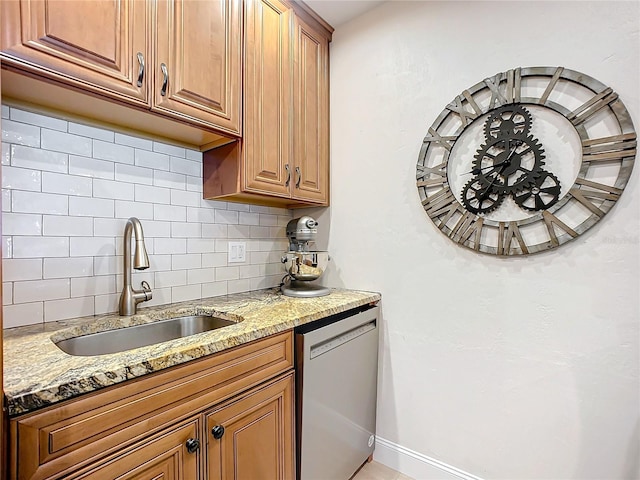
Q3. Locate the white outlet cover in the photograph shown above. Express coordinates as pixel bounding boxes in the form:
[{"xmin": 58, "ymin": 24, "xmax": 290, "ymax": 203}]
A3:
[{"xmin": 228, "ymin": 241, "xmax": 246, "ymax": 263}]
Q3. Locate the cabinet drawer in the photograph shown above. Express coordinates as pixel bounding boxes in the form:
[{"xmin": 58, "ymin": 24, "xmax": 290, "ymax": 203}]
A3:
[{"xmin": 10, "ymin": 331, "xmax": 293, "ymax": 480}]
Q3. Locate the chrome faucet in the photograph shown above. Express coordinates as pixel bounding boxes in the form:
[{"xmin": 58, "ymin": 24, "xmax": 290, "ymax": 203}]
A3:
[{"xmin": 119, "ymin": 217, "xmax": 153, "ymax": 315}]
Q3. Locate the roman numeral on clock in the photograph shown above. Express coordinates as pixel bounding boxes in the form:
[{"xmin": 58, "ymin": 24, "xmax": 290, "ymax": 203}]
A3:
[
  {"xmin": 423, "ymin": 128, "xmax": 458, "ymax": 151},
  {"xmin": 582, "ymin": 133, "xmax": 637, "ymax": 163},
  {"xmin": 568, "ymin": 88, "xmax": 619, "ymax": 126},
  {"xmin": 498, "ymin": 221, "xmax": 528, "ymax": 255},
  {"xmin": 446, "ymin": 95, "xmax": 480, "ymax": 127},
  {"xmin": 569, "ymin": 178, "xmax": 623, "ymax": 217},
  {"xmin": 542, "ymin": 211, "xmax": 578, "ymax": 247},
  {"xmin": 450, "ymin": 212, "xmax": 484, "ymax": 250}
]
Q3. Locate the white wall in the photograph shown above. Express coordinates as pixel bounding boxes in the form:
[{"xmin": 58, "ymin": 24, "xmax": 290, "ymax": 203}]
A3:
[
  {"xmin": 319, "ymin": 1, "xmax": 639, "ymax": 478},
  {"xmin": 1, "ymin": 105, "xmax": 289, "ymax": 328}
]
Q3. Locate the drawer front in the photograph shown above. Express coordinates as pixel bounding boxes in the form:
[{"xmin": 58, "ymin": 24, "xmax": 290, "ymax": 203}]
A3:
[{"xmin": 11, "ymin": 331, "xmax": 293, "ymax": 480}]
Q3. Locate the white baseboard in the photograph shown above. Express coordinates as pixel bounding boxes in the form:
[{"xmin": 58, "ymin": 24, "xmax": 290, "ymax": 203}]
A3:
[{"xmin": 374, "ymin": 436, "xmax": 484, "ymax": 480}]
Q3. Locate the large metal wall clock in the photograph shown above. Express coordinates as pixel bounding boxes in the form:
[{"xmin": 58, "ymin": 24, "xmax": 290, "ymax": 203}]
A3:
[{"xmin": 416, "ymin": 66, "xmax": 636, "ymax": 256}]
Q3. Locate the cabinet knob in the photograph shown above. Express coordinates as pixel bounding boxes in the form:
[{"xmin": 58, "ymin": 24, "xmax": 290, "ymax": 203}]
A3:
[
  {"xmin": 185, "ymin": 437, "xmax": 200, "ymax": 453},
  {"xmin": 211, "ymin": 425, "xmax": 225, "ymax": 439}
]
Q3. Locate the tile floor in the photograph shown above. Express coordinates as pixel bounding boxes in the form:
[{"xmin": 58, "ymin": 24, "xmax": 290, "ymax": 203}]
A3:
[{"xmin": 351, "ymin": 461, "xmax": 414, "ymax": 480}]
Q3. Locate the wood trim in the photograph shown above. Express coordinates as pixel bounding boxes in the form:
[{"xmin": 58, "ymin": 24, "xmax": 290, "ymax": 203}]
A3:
[
  {"xmin": 10, "ymin": 332, "xmax": 293, "ymax": 480},
  {"xmin": 0, "ymin": 3, "xmax": 6, "ymax": 472}
]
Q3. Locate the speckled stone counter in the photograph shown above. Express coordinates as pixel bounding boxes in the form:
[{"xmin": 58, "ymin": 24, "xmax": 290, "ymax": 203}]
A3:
[{"xmin": 3, "ymin": 288, "xmax": 380, "ymax": 417}]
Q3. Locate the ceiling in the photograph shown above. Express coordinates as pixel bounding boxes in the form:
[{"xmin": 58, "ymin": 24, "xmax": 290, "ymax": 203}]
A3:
[{"xmin": 304, "ymin": 0, "xmax": 386, "ymax": 28}]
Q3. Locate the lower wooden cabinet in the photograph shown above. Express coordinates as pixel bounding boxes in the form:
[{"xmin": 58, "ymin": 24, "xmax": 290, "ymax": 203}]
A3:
[
  {"xmin": 206, "ymin": 374, "xmax": 294, "ymax": 480},
  {"xmin": 74, "ymin": 418, "xmax": 201, "ymax": 480},
  {"xmin": 9, "ymin": 332, "xmax": 295, "ymax": 480}
]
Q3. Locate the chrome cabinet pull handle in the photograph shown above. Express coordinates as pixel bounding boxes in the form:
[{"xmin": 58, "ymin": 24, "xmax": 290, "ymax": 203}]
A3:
[
  {"xmin": 285, "ymin": 164, "xmax": 291, "ymax": 186},
  {"xmin": 295, "ymin": 166, "xmax": 301, "ymax": 188},
  {"xmin": 160, "ymin": 63, "xmax": 169, "ymax": 96},
  {"xmin": 136, "ymin": 52, "xmax": 145, "ymax": 87}
]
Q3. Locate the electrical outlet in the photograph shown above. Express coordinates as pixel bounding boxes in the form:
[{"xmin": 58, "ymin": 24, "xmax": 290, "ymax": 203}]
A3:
[{"xmin": 228, "ymin": 241, "xmax": 246, "ymax": 263}]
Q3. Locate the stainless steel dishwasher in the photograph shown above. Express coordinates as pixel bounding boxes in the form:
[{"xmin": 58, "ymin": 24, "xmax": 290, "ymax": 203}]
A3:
[{"xmin": 295, "ymin": 304, "xmax": 380, "ymax": 480}]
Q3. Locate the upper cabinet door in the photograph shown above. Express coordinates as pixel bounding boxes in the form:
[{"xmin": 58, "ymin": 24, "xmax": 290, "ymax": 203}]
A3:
[
  {"xmin": 242, "ymin": 0, "xmax": 293, "ymax": 198},
  {"xmin": 154, "ymin": 0, "xmax": 241, "ymax": 135},
  {"xmin": 1, "ymin": 0, "xmax": 148, "ymax": 104},
  {"xmin": 292, "ymin": 14, "xmax": 329, "ymax": 204}
]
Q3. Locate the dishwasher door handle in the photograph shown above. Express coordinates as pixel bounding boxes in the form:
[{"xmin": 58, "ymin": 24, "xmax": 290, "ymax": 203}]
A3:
[{"xmin": 310, "ymin": 320, "xmax": 376, "ymax": 359}]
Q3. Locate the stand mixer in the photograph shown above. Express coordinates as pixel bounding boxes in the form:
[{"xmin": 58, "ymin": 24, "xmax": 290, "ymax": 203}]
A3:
[{"xmin": 281, "ymin": 216, "xmax": 330, "ymax": 298}]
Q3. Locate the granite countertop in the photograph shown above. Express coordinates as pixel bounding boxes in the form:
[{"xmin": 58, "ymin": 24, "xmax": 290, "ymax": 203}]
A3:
[{"xmin": 3, "ymin": 287, "xmax": 381, "ymax": 417}]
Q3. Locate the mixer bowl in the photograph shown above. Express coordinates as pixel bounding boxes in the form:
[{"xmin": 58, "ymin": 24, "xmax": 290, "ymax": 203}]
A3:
[{"xmin": 282, "ymin": 251, "xmax": 329, "ymax": 281}]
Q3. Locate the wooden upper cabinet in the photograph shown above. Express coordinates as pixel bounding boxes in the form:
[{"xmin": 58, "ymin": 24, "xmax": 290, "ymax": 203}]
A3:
[
  {"xmin": 242, "ymin": 0, "xmax": 292, "ymax": 198},
  {"xmin": 1, "ymin": 0, "xmax": 148, "ymax": 104},
  {"xmin": 202, "ymin": 0, "xmax": 332, "ymax": 207},
  {"xmin": 292, "ymin": 13, "xmax": 329, "ymax": 204},
  {"xmin": 154, "ymin": 0, "xmax": 241, "ymax": 135},
  {"xmin": 0, "ymin": 0, "xmax": 241, "ymax": 139}
]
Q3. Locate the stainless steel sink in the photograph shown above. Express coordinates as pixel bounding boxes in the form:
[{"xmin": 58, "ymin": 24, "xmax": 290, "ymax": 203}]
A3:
[{"xmin": 55, "ymin": 315, "xmax": 237, "ymax": 356}]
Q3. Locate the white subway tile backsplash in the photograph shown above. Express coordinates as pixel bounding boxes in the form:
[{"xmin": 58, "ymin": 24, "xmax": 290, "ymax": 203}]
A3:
[
  {"xmin": 2, "ymin": 142, "xmax": 10, "ymax": 165},
  {"xmin": 69, "ymin": 196, "xmax": 114, "ymax": 217},
  {"xmin": 214, "ymin": 209, "xmax": 238, "ymax": 224},
  {"xmin": 3, "ymin": 258, "xmax": 43, "ymax": 282},
  {"xmin": 2, "ymin": 105, "xmax": 9, "ymax": 119},
  {"xmin": 13, "ymin": 278, "xmax": 70, "ymax": 303},
  {"xmin": 93, "ymin": 139, "xmax": 135, "ymax": 165},
  {"xmin": 45, "ymin": 296, "xmax": 94, "ymax": 321},
  {"xmin": 13, "ymin": 236, "xmax": 69, "ymax": 258},
  {"xmin": 42, "ymin": 171, "xmax": 92, "ymax": 196},
  {"xmin": 44, "ymin": 257, "xmax": 94, "ymax": 279},
  {"xmin": 10, "ymin": 109, "xmax": 67, "ymax": 131},
  {"xmin": 93, "ymin": 178, "xmax": 135, "ymax": 201},
  {"xmin": 3, "ymin": 282, "xmax": 12, "ymax": 305},
  {"xmin": 2, "ymin": 166, "xmax": 41, "ymax": 192},
  {"xmin": 155, "ymin": 270, "xmax": 187, "ymax": 288},
  {"xmin": 170, "ymin": 222, "xmax": 201, "ymax": 238},
  {"xmin": 171, "ymin": 189, "xmax": 200, "ymax": 207},
  {"xmin": 12, "ymin": 190, "xmax": 68, "ymax": 215},
  {"xmin": 41, "ymin": 129, "xmax": 92, "ymax": 156},
  {"xmin": 2, "ymin": 120, "xmax": 40, "ymax": 147},
  {"xmin": 115, "ymin": 163, "xmax": 153, "ymax": 185},
  {"xmin": 171, "ymin": 253, "xmax": 201, "ymax": 270},
  {"xmin": 69, "ymin": 122, "xmax": 114, "ymax": 142},
  {"xmin": 171, "ymin": 284, "xmax": 201, "ymax": 302},
  {"xmin": 154, "ymin": 142, "xmax": 186, "ymax": 158},
  {"xmin": 187, "ymin": 268, "xmax": 215, "ymax": 285},
  {"xmin": 11, "ymin": 145, "xmax": 68, "ymax": 173},
  {"xmin": 136, "ymin": 149, "xmax": 170, "ymax": 171},
  {"xmin": 2, "ymin": 106, "xmax": 290, "ymax": 324},
  {"xmin": 216, "ymin": 266, "xmax": 239, "ymax": 281},
  {"xmin": 70, "ymin": 237, "xmax": 116, "ymax": 257},
  {"xmin": 115, "ymin": 132, "xmax": 153, "ymax": 151},
  {"xmin": 135, "ymin": 184, "xmax": 171, "ymax": 204},
  {"xmin": 69, "ymin": 155, "xmax": 115, "ymax": 180},
  {"xmin": 202, "ymin": 224, "xmax": 227, "ymax": 238},
  {"xmin": 202, "ymin": 252, "xmax": 226, "ymax": 268},
  {"xmin": 202, "ymin": 281, "xmax": 227, "ymax": 298},
  {"xmin": 239, "ymin": 212, "xmax": 260, "ymax": 226},
  {"xmin": 115, "ymin": 200, "xmax": 154, "ymax": 220},
  {"xmin": 170, "ymin": 157, "xmax": 200, "ymax": 177},
  {"xmin": 71, "ymin": 275, "xmax": 116, "ymax": 297},
  {"xmin": 94, "ymin": 293, "xmax": 120, "ymax": 315},
  {"xmin": 43, "ymin": 215, "xmax": 93, "ymax": 236},
  {"xmin": 154, "ymin": 237, "xmax": 187, "ymax": 255},
  {"xmin": 154, "ymin": 170, "xmax": 186, "ymax": 190},
  {"xmin": 228, "ymin": 279, "xmax": 251, "ymax": 294},
  {"xmin": 93, "ymin": 218, "xmax": 126, "ymax": 237},
  {"xmin": 3, "ymin": 302, "xmax": 44, "ymax": 327},
  {"xmin": 154, "ymin": 204, "xmax": 186, "ymax": 222},
  {"xmin": 187, "ymin": 238, "xmax": 215, "ymax": 254}
]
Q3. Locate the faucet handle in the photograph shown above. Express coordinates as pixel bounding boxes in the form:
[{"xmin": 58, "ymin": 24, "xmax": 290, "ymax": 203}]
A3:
[{"xmin": 140, "ymin": 281, "xmax": 152, "ymax": 301}]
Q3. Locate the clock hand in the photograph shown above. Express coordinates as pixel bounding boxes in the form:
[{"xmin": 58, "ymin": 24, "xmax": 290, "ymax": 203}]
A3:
[
  {"xmin": 477, "ymin": 143, "xmax": 519, "ymax": 204},
  {"xmin": 464, "ymin": 141, "xmax": 521, "ymax": 176}
]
